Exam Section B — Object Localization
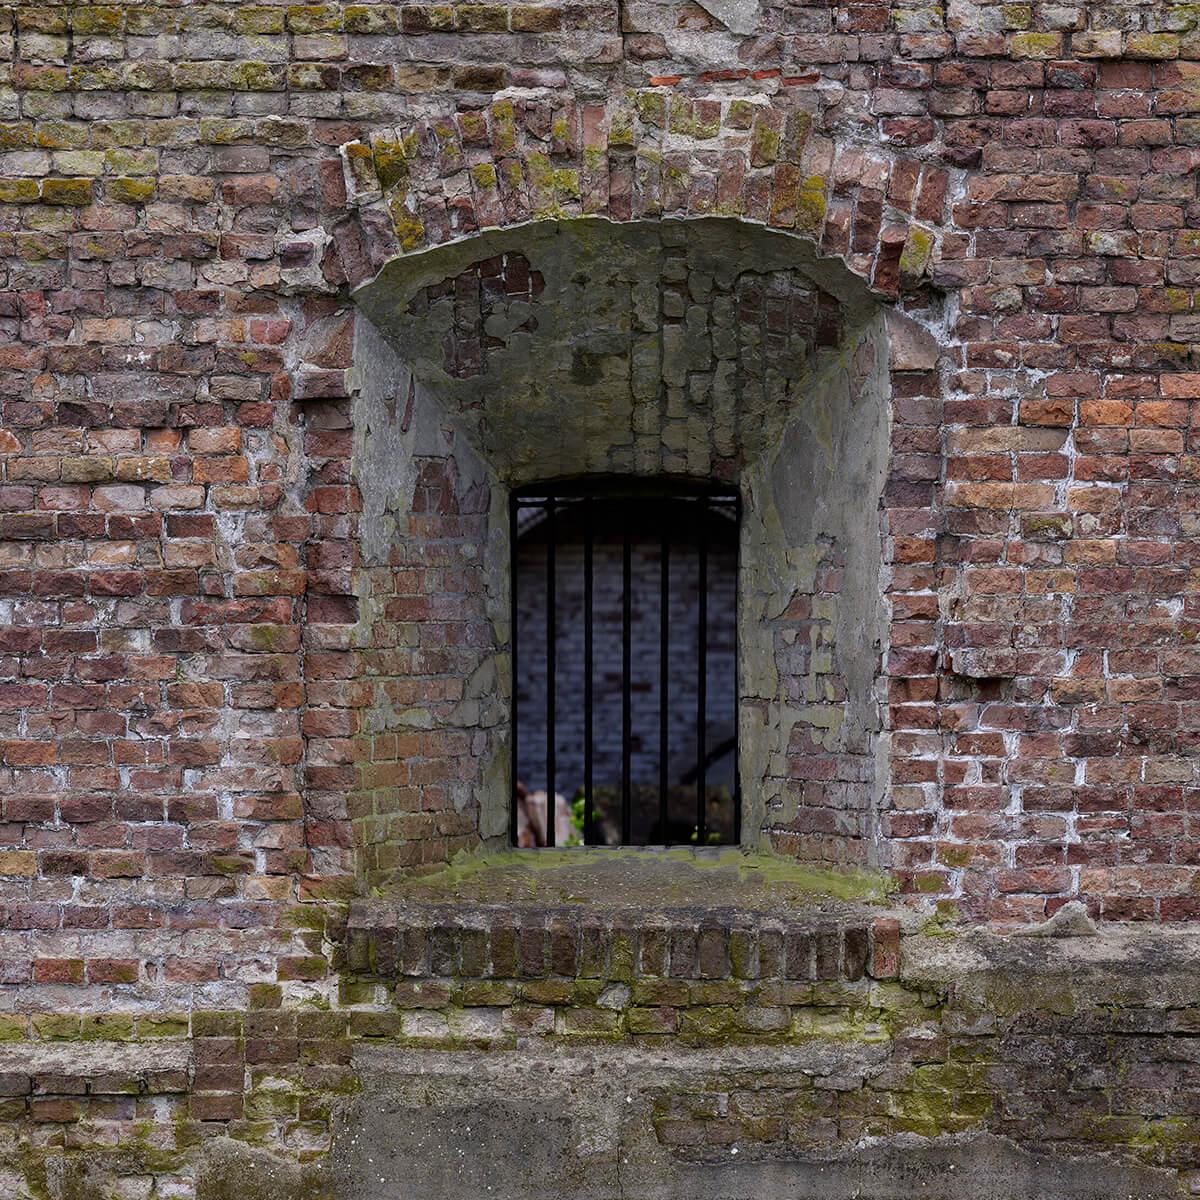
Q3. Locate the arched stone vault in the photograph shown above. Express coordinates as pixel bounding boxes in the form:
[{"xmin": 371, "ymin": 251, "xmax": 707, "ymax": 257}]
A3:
[
  {"xmin": 325, "ymin": 86, "xmax": 950, "ymax": 303},
  {"xmin": 345, "ymin": 212, "xmax": 908, "ymax": 882}
]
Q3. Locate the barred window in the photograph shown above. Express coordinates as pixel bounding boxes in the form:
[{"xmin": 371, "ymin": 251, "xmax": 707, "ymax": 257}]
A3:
[{"xmin": 511, "ymin": 481, "xmax": 739, "ymax": 847}]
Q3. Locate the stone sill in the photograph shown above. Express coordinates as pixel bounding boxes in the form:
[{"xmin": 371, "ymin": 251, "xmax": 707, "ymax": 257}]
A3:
[{"xmin": 346, "ymin": 848, "xmax": 900, "ymax": 985}]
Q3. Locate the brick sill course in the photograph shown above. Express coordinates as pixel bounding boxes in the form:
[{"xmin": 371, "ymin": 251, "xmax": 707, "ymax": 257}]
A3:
[{"xmin": 345, "ymin": 848, "xmax": 902, "ymax": 986}]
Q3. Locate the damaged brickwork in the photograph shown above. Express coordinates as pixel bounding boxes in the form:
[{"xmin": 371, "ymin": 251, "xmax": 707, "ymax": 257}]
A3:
[{"xmin": 4, "ymin": 0, "xmax": 1200, "ymax": 1194}]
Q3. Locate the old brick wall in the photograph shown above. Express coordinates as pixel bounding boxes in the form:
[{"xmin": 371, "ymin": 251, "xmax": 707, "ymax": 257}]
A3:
[{"xmin": 2, "ymin": 0, "xmax": 1200, "ymax": 1192}]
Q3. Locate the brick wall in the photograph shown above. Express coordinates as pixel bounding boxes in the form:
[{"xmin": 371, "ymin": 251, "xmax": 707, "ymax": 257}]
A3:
[
  {"xmin": 3, "ymin": 0, "xmax": 1200, "ymax": 1191},
  {"xmin": 0, "ymin": 0, "xmax": 1193, "ymax": 942}
]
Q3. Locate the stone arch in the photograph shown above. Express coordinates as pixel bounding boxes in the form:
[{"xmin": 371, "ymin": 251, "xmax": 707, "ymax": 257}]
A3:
[{"xmin": 325, "ymin": 86, "xmax": 949, "ymax": 303}]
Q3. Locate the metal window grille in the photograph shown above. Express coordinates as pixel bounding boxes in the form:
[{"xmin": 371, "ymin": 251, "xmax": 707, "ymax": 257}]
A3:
[{"xmin": 511, "ymin": 481, "xmax": 740, "ymax": 847}]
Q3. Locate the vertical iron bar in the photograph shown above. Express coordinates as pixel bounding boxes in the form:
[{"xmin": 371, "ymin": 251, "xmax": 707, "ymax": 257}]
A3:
[
  {"xmin": 546, "ymin": 497, "xmax": 556, "ymax": 847},
  {"xmin": 732, "ymin": 494, "xmax": 741, "ymax": 846},
  {"xmin": 622, "ymin": 503, "xmax": 632, "ymax": 845},
  {"xmin": 584, "ymin": 498, "xmax": 594, "ymax": 846},
  {"xmin": 510, "ymin": 491, "xmax": 520, "ymax": 846},
  {"xmin": 659, "ymin": 523, "xmax": 669, "ymax": 843},
  {"xmin": 696, "ymin": 500, "xmax": 708, "ymax": 845}
]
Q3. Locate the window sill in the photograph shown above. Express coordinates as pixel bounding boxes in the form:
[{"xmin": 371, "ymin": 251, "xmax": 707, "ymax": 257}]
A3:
[{"xmin": 344, "ymin": 849, "xmax": 901, "ymax": 986}]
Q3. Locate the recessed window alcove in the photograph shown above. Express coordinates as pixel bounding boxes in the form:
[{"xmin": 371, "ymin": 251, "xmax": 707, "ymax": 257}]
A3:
[{"xmin": 348, "ymin": 216, "xmax": 894, "ymax": 886}]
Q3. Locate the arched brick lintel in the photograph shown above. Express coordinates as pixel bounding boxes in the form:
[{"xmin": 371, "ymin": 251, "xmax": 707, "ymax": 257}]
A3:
[{"xmin": 326, "ymin": 91, "xmax": 951, "ymax": 302}]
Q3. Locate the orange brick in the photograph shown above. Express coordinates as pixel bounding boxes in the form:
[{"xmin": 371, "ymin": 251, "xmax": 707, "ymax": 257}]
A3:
[
  {"xmin": 1135, "ymin": 400, "xmax": 1189, "ymax": 426},
  {"xmin": 1161, "ymin": 373, "xmax": 1200, "ymax": 398},
  {"xmin": 946, "ymin": 482, "xmax": 1056, "ymax": 509},
  {"xmin": 1079, "ymin": 399, "xmax": 1132, "ymax": 425}
]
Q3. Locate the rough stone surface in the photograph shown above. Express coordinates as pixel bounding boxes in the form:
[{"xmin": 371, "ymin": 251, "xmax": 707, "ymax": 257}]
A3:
[{"xmin": 337, "ymin": 1047, "xmax": 1178, "ymax": 1199}]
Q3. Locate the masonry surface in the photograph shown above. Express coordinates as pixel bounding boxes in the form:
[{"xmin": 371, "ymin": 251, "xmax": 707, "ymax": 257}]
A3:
[{"xmin": 3, "ymin": 0, "xmax": 1200, "ymax": 1194}]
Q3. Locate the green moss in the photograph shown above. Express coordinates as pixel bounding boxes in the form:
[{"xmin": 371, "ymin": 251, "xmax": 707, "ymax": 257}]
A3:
[
  {"xmin": 1163, "ymin": 287, "xmax": 1192, "ymax": 312},
  {"xmin": 32, "ymin": 1012, "xmax": 81, "ymax": 1040},
  {"xmin": 609, "ymin": 929, "xmax": 635, "ymax": 981},
  {"xmin": 1129, "ymin": 1115, "xmax": 1198, "ymax": 1163},
  {"xmin": 250, "ymin": 983, "xmax": 284, "ymax": 1009},
  {"xmin": 490, "ymin": 100, "xmax": 516, "ymax": 156},
  {"xmin": 236, "ymin": 6, "xmax": 288, "ymax": 33},
  {"xmin": 371, "ymin": 139, "xmax": 408, "ymax": 193},
  {"xmin": 389, "ymin": 845, "xmax": 893, "ymax": 906},
  {"xmin": 40, "ymin": 178, "xmax": 93, "ymax": 205},
  {"xmin": 287, "ymin": 4, "xmax": 343, "ymax": 32},
  {"xmin": 888, "ymin": 1086, "xmax": 993, "ymax": 1136},
  {"xmin": 525, "ymin": 152, "xmax": 555, "ymax": 215},
  {"xmin": 343, "ymin": 140, "xmax": 378, "ymax": 197},
  {"xmin": 104, "ymin": 148, "xmax": 158, "ymax": 174},
  {"xmin": 791, "ymin": 1005, "xmax": 891, "ymax": 1042},
  {"xmin": 471, "ymin": 162, "xmax": 498, "ymax": 190},
  {"xmin": 785, "ymin": 110, "xmax": 812, "ymax": 161},
  {"xmin": 239, "ymin": 623, "xmax": 297, "ymax": 652},
  {"xmin": 199, "ymin": 117, "xmax": 253, "ymax": 144},
  {"xmin": 1126, "ymin": 32, "xmax": 1180, "ymax": 58},
  {"xmin": 636, "ymin": 92, "xmax": 667, "ymax": 129},
  {"xmin": 609, "ymin": 105, "xmax": 637, "ymax": 147},
  {"xmin": 678, "ymin": 1005, "xmax": 740, "ymax": 1039},
  {"xmin": 389, "ymin": 192, "xmax": 426, "ymax": 253},
  {"xmin": 727, "ymin": 99, "xmax": 758, "ymax": 129},
  {"xmin": 1009, "ymin": 30, "xmax": 1060, "ymax": 57},
  {"xmin": 231, "ymin": 60, "xmax": 284, "ymax": 90},
  {"xmin": 668, "ymin": 97, "xmax": 694, "ymax": 137},
  {"xmin": 0, "ymin": 179, "xmax": 39, "ymax": 204},
  {"xmin": 105, "ymin": 176, "xmax": 156, "ymax": 203},
  {"xmin": 139, "ymin": 1013, "xmax": 190, "ymax": 1038},
  {"xmin": 0, "ymin": 124, "xmax": 33, "ymax": 149},
  {"xmin": 695, "ymin": 105, "xmax": 721, "ymax": 141},
  {"xmin": 192, "ymin": 1011, "xmax": 243, "ymax": 1037},
  {"xmin": 899, "ymin": 225, "xmax": 934, "ymax": 282},
  {"xmin": 937, "ymin": 843, "xmax": 972, "ymax": 869},
  {"xmin": 751, "ymin": 122, "xmax": 780, "ymax": 166},
  {"xmin": 339, "ymin": 978, "xmax": 378, "ymax": 1007},
  {"xmin": 522, "ymin": 979, "xmax": 573, "ymax": 1005},
  {"xmin": 0, "ymin": 1014, "xmax": 28, "ymax": 1041},
  {"xmin": 977, "ymin": 976, "xmax": 1076, "ymax": 1017},
  {"xmin": 80, "ymin": 1013, "xmax": 135, "ymax": 1040},
  {"xmin": 553, "ymin": 168, "xmax": 580, "ymax": 202},
  {"xmin": 769, "ymin": 164, "xmax": 798, "ymax": 227},
  {"xmin": 282, "ymin": 904, "xmax": 336, "ymax": 932},
  {"xmin": 795, "ymin": 174, "xmax": 826, "ymax": 234},
  {"xmin": 245, "ymin": 1086, "xmax": 301, "ymax": 1120},
  {"xmin": 462, "ymin": 981, "xmax": 518, "ymax": 1005}
]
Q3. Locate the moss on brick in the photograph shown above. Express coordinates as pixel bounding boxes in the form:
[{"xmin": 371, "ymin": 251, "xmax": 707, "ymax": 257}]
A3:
[
  {"xmin": 40, "ymin": 178, "xmax": 93, "ymax": 205},
  {"xmin": 795, "ymin": 174, "xmax": 827, "ymax": 233}
]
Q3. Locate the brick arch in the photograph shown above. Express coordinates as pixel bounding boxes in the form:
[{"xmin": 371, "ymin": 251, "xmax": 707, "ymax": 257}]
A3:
[{"xmin": 328, "ymin": 88, "xmax": 951, "ymax": 302}]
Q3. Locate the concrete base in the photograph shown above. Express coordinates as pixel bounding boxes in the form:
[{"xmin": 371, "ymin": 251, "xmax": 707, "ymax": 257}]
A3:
[{"xmin": 330, "ymin": 1043, "xmax": 1175, "ymax": 1200}]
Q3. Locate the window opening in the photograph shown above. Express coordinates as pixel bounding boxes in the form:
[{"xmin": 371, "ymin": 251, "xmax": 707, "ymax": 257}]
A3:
[{"xmin": 511, "ymin": 482, "xmax": 739, "ymax": 847}]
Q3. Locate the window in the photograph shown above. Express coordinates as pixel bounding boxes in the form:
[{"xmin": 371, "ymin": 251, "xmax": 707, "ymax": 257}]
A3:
[{"xmin": 511, "ymin": 480, "xmax": 739, "ymax": 847}]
